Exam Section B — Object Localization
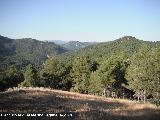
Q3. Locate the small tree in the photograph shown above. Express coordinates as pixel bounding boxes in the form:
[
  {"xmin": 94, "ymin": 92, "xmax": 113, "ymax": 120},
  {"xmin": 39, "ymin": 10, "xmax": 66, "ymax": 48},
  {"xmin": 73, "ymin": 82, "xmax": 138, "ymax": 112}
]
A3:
[
  {"xmin": 71, "ymin": 55, "xmax": 92, "ymax": 93},
  {"xmin": 88, "ymin": 72, "xmax": 103, "ymax": 95},
  {"xmin": 0, "ymin": 65, "xmax": 23, "ymax": 90},
  {"xmin": 97, "ymin": 54, "xmax": 128, "ymax": 97},
  {"xmin": 22, "ymin": 64, "xmax": 38, "ymax": 87},
  {"xmin": 40, "ymin": 56, "xmax": 60, "ymax": 88}
]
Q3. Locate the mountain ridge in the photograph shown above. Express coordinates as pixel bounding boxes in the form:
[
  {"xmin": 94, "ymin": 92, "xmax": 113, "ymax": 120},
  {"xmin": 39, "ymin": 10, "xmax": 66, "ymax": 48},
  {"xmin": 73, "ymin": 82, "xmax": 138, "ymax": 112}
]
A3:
[
  {"xmin": 1, "ymin": 35, "xmax": 159, "ymax": 70},
  {"xmin": 0, "ymin": 35, "xmax": 68, "ymax": 70},
  {"xmin": 59, "ymin": 36, "xmax": 160, "ymax": 63}
]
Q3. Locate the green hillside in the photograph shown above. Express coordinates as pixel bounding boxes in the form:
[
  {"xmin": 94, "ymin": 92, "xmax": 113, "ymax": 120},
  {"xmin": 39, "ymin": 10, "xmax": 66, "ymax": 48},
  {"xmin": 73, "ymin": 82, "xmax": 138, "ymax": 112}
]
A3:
[
  {"xmin": 60, "ymin": 36, "xmax": 160, "ymax": 63},
  {"xmin": 0, "ymin": 35, "xmax": 67, "ymax": 70}
]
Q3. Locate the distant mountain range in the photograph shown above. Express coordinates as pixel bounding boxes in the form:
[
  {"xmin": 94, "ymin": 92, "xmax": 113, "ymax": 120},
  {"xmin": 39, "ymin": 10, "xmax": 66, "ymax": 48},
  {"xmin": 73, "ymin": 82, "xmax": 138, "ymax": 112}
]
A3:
[
  {"xmin": 61, "ymin": 41, "xmax": 97, "ymax": 51},
  {"xmin": 47, "ymin": 40, "xmax": 97, "ymax": 51},
  {"xmin": 46, "ymin": 40, "xmax": 67, "ymax": 45}
]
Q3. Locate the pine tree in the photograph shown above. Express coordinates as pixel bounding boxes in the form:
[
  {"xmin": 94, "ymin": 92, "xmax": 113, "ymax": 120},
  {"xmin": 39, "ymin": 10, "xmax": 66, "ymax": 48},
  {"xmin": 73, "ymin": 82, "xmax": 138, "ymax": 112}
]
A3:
[
  {"xmin": 71, "ymin": 55, "xmax": 92, "ymax": 93},
  {"xmin": 22, "ymin": 64, "xmax": 38, "ymax": 87},
  {"xmin": 0, "ymin": 65, "xmax": 23, "ymax": 90},
  {"xmin": 96, "ymin": 54, "xmax": 128, "ymax": 97},
  {"xmin": 40, "ymin": 56, "xmax": 60, "ymax": 88},
  {"xmin": 126, "ymin": 45, "xmax": 160, "ymax": 104},
  {"xmin": 88, "ymin": 71, "xmax": 103, "ymax": 95}
]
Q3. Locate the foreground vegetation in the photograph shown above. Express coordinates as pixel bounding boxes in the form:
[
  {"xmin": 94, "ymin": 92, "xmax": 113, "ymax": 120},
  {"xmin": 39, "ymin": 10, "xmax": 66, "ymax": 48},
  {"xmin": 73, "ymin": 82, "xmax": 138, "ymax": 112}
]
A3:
[{"xmin": 0, "ymin": 88, "xmax": 159, "ymax": 120}]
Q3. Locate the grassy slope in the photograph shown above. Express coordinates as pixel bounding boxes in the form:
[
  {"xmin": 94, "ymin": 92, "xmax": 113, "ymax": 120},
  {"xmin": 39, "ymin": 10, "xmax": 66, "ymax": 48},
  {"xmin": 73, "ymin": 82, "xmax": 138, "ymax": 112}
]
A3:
[{"xmin": 0, "ymin": 88, "xmax": 160, "ymax": 120}]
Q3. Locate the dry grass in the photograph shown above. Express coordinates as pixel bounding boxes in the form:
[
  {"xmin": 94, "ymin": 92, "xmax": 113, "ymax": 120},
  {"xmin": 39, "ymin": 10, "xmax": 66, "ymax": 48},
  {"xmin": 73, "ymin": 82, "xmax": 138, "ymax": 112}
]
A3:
[{"xmin": 0, "ymin": 88, "xmax": 159, "ymax": 120}]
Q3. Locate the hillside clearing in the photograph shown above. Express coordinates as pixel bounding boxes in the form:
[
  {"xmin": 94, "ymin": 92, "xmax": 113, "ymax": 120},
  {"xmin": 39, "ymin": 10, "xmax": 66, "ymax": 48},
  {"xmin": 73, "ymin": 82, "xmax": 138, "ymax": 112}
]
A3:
[{"xmin": 0, "ymin": 88, "xmax": 160, "ymax": 120}]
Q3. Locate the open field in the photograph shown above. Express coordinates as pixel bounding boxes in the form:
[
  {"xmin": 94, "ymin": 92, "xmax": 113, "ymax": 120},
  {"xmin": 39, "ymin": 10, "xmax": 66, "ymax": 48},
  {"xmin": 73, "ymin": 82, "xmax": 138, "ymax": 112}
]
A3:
[{"xmin": 0, "ymin": 88, "xmax": 160, "ymax": 120}]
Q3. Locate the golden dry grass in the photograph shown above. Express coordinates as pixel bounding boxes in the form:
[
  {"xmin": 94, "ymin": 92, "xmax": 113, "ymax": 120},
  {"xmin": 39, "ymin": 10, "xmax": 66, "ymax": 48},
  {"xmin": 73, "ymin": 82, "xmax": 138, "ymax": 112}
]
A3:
[{"xmin": 0, "ymin": 88, "xmax": 159, "ymax": 120}]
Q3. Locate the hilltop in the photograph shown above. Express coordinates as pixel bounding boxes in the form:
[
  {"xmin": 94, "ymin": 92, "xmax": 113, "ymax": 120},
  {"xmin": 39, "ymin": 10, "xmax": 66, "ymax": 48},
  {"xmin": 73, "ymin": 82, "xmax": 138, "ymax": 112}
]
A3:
[{"xmin": 71, "ymin": 36, "xmax": 160, "ymax": 61}]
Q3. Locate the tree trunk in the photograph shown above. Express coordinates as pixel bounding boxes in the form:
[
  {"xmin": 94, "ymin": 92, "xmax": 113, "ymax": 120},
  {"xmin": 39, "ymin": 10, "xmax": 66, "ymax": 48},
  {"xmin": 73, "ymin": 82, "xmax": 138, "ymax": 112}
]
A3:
[
  {"xmin": 122, "ymin": 88, "xmax": 124, "ymax": 99},
  {"xmin": 143, "ymin": 90, "xmax": 146, "ymax": 103},
  {"xmin": 102, "ymin": 88, "xmax": 106, "ymax": 97}
]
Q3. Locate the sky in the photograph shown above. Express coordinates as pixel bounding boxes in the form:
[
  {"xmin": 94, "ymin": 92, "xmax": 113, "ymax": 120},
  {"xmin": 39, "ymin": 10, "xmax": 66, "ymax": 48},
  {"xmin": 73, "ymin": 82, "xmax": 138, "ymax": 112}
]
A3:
[{"xmin": 0, "ymin": 0, "xmax": 160, "ymax": 42}]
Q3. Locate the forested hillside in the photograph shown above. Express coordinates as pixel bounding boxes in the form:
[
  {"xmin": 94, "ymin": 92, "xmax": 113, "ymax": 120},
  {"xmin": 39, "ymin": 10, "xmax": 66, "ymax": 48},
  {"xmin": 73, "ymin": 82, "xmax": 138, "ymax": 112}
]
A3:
[
  {"xmin": 63, "ymin": 36, "xmax": 160, "ymax": 62},
  {"xmin": 0, "ymin": 35, "xmax": 67, "ymax": 70},
  {"xmin": 0, "ymin": 35, "xmax": 159, "ymax": 106}
]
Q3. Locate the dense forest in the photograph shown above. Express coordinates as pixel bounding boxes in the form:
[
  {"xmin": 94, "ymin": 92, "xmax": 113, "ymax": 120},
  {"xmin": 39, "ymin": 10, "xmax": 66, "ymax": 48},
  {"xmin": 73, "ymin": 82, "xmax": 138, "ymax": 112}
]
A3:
[
  {"xmin": 0, "ymin": 35, "xmax": 159, "ymax": 106},
  {"xmin": 0, "ymin": 35, "xmax": 67, "ymax": 70}
]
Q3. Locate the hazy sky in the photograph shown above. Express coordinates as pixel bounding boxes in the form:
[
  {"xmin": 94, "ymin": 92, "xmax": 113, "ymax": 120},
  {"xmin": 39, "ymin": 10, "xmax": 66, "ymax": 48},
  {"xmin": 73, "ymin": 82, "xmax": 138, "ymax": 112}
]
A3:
[{"xmin": 0, "ymin": 0, "xmax": 160, "ymax": 42}]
